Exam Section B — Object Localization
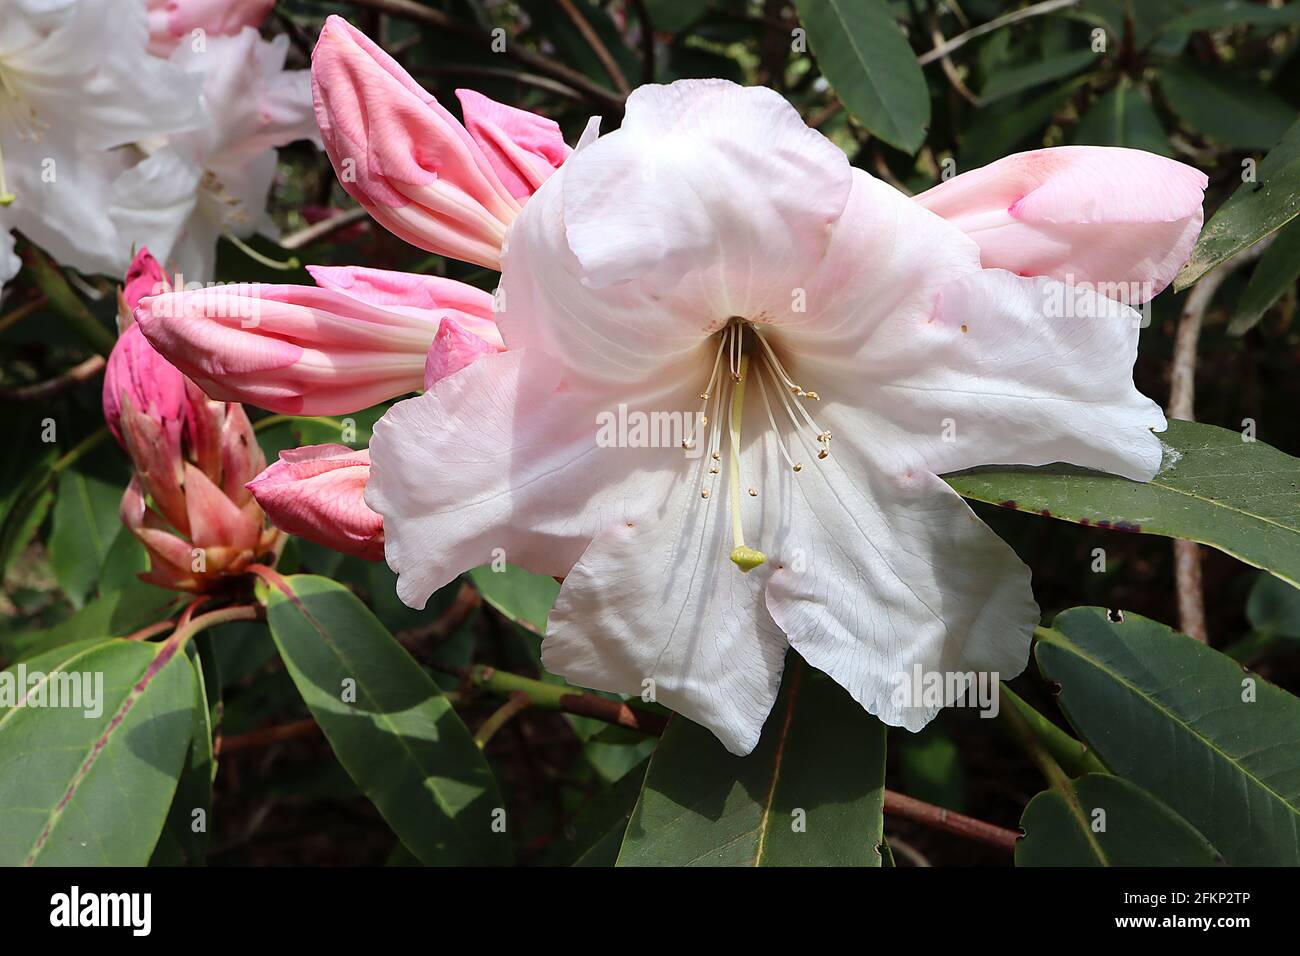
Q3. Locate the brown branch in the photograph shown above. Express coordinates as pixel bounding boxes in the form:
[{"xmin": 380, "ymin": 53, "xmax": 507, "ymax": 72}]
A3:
[
  {"xmin": 625, "ymin": 0, "xmax": 656, "ymax": 86},
  {"xmin": 219, "ymin": 717, "xmax": 322, "ymax": 755},
  {"xmin": 883, "ymin": 790, "xmax": 1020, "ymax": 853},
  {"xmin": 279, "ymin": 207, "xmax": 369, "ymax": 250},
  {"xmin": 1167, "ymin": 237, "xmax": 1273, "ymax": 642},
  {"xmin": 0, "ymin": 354, "xmax": 105, "ymax": 402},
  {"xmin": 556, "ymin": 0, "xmax": 630, "ymax": 96},
  {"xmin": 918, "ymin": 0, "xmax": 1082, "ymax": 65},
  {"xmin": 0, "ymin": 293, "xmax": 47, "ymax": 335}
]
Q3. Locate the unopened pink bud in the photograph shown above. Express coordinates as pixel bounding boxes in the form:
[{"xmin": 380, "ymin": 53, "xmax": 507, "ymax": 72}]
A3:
[
  {"xmin": 247, "ymin": 444, "xmax": 384, "ymax": 560},
  {"xmin": 312, "ymin": 16, "xmax": 545, "ymax": 269}
]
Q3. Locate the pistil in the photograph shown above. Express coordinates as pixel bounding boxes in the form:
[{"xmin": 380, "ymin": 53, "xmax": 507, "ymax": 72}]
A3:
[{"xmin": 727, "ymin": 353, "xmax": 766, "ymax": 573}]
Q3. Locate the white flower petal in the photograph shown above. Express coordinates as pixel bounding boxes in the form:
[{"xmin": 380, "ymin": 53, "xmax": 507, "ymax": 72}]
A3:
[
  {"xmin": 559, "ymin": 79, "xmax": 851, "ymax": 294},
  {"xmin": 0, "ymin": 229, "xmax": 19, "ymax": 289},
  {"xmin": 544, "ymin": 468, "xmax": 788, "ymax": 756},
  {"xmin": 365, "ymin": 349, "xmax": 688, "ymax": 609},
  {"xmin": 797, "ymin": 268, "xmax": 1166, "ymax": 482},
  {"xmin": 761, "ymin": 436, "xmax": 1038, "ymax": 731}
]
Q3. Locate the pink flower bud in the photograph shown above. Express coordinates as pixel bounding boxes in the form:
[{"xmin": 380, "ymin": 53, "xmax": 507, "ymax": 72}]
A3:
[
  {"xmin": 311, "ymin": 16, "xmax": 569, "ymax": 269},
  {"xmin": 455, "ymin": 89, "xmax": 569, "ymax": 200},
  {"xmin": 122, "ymin": 246, "xmax": 170, "ymax": 313},
  {"xmin": 247, "ymin": 444, "xmax": 384, "ymax": 560},
  {"xmin": 134, "ymin": 266, "xmax": 501, "ymax": 415},
  {"xmin": 147, "ymin": 0, "xmax": 274, "ymax": 56},
  {"xmin": 118, "ymin": 386, "xmax": 281, "ymax": 593}
]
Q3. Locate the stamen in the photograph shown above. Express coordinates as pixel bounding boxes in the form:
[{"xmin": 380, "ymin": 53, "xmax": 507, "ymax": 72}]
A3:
[
  {"xmin": 754, "ymin": 364, "xmax": 802, "ymax": 473},
  {"xmin": 684, "ymin": 330, "xmax": 730, "ymax": 453}
]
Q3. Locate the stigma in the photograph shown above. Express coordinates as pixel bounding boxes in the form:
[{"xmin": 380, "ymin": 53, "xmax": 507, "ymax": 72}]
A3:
[{"xmin": 685, "ymin": 318, "xmax": 832, "ymax": 573}]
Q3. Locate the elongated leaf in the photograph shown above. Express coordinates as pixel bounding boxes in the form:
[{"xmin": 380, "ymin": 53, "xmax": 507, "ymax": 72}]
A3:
[
  {"xmin": 1229, "ymin": 216, "xmax": 1300, "ymax": 334},
  {"xmin": 48, "ymin": 468, "xmax": 122, "ymax": 607},
  {"xmin": 981, "ymin": 49, "xmax": 1097, "ymax": 104},
  {"xmin": 0, "ymin": 639, "xmax": 194, "ymax": 865},
  {"xmin": 1161, "ymin": 3, "xmax": 1300, "ymax": 33},
  {"xmin": 617, "ymin": 659, "xmax": 886, "ymax": 866},
  {"xmin": 262, "ymin": 574, "xmax": 510, "ymax": 865},
  {"xmin": 1074, "ymin": 79, "xmax": 1171, "ymax": 155},
  {"xmin": 946, "ymin": 419, "xmax": 1300, "ymax": 588},
  {"xmin": 1018, "ymin": 773, "xmax": 1220, "ymax": 866},
  {"xmin": 1159, "ymin": 63, "xmax": 1293, "ymax": 150},
  {"xmin": 1176, "ymin": 116, "xmax": 1300, "ymax": 289},
  {"xmin": 2, "ymin": 578, "xmax": 181, "ymax": 665},
  {"xmin": 795, "ymin": 0, "xmax": 929, "ymax": 153},
  {"xmin": 1036, "ymin": 607, "xmax": 1300, "ymax": 865},
  {"xmin": 644, "ymin": 0, "xmax": 706, "ymax": 32}
]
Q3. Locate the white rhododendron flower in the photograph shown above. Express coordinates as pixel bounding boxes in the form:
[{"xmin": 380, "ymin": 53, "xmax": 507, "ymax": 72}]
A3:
[
  {"xmin": 0, "ymin": 0, "xmax": 202, "ymax": 285},
  {"xmin": 365, "ymin": 80, "xmax": 1204, "ymax": 754}
]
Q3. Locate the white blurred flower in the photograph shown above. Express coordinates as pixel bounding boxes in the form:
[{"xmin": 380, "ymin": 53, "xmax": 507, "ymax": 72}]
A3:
[
  {"xmin": 113, "ymin": 26, "xmax": 319, "ymax": 280},
  {"xmin": 0, "ymin": 0, "xmax": 203, "ymax": 285}
]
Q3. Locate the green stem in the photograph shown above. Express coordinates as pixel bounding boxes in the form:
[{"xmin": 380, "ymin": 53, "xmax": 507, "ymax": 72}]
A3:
[
  {"xmin": 222, "ymin": 232, "xmax": 300, "ymax": 271},
  {"xmin": 158, "ymin": 604, "xmax": 261, "ymax": 664},
  {"xmin": 1001, "ymin": 698, "xmax": 1074, "ymax": 794},
  {"xmin": 1000, "ymin": 683, "xmax": 1106, "ymax": 776},
  {"xmin": 19, "ymin": 241, "xmax": 115, "ymax": 355},
  {"xmin": 473, "ymin": 692, "xmax": 531, "ymax": 748},
  {"xmin": 52, "ymin": 428, "xmax": 109, "ymax": 474},
  {"xmin": 458, "ymin": 664, "xmax": 667, "ymax": 734}
]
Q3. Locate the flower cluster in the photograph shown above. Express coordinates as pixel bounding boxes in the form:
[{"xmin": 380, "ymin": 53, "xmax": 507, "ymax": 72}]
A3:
[
  {"xmin": 0, "ymin": 0, "xmax": 316, "ymax": 291},
  {"xmin": 136, "ymin": 16, "xmax": 1210, "ymax": 753}
]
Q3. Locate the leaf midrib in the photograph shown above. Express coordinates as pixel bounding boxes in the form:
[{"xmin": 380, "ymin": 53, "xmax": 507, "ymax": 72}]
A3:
[{"xmin": 272, "ymin": 584, "xmax": 492, "ymax": 862}]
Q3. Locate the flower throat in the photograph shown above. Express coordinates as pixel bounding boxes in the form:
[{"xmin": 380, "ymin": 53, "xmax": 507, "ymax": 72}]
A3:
[{"xmin": 683, "ymin": 318, "xmax": 832, "ymax": 573}]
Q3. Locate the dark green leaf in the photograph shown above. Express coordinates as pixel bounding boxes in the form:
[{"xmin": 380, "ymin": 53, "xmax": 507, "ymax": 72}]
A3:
[
  {"xmin": 2, "ymin": 579, "xmax": 181, "ymax": 665},
  {"xmin": 1074, "ymin": 79, "xmax": 1171, "ymax": 155},
  {"xmin": 543, "ymin": 759, "xmax": 649, "ymax": 866},
  {"xmin": 1246, "ymin": 572, "xmax": 1300, "ymax": 638},
  {"xmin": 981, "ymin": 49, "xmax": 1097, "ymax": 104},
  {"xmin": 1159, "ymin": 63, "xmax": 1293, "ymax": 150},
  {"xmin": 644, "ymin": 0, "xmax": 707, "ymax": 33},
  {"xmin": 1160, "ymin": 3, "xmax": 1300, "ymax": 33},
  {"xmin": 617, "ymin": 659, "xmax": 886, "ymax": 866},
  {"xmin": 48, "ymin": 468, "xmax": 121, "ymax": 607},
  {"xmin": 1177, "ymin": 117, "xmax": 1300, "ymax": 289},
  {"xmin": 263, "ymin": 574, "xmax": 510, "ymax": 865},
  {"xmin": 1229, "ymin": 217, "xmax": 1300, "ymax": 334},
  {"xmin": 1036, "ymin": 607, "xmax": 1300, "ymax": 865},
  {"xmin": 469, "ymin": 564, "xmax": 559, "ymax": 634},
  {"xmin": 0, "ymin": 639, "xmax": 194, "ymax": 865},
  {"xmin": 795, "ymin": 0, "xmax": 930, "ymax": 153},
  {"xmin": 946, "ymin": 419, "xmax": 1300, "ymax": 588},
  {"xmin": 1017, "ymin": 773, "xmax": 1220, "ymax": 866}
]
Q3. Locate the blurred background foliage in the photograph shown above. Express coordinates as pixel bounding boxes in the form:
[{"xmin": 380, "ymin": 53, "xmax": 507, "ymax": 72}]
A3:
[{"xmin": 2, "ymin": 0, "xmax": 1299, "ymax": 866}]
